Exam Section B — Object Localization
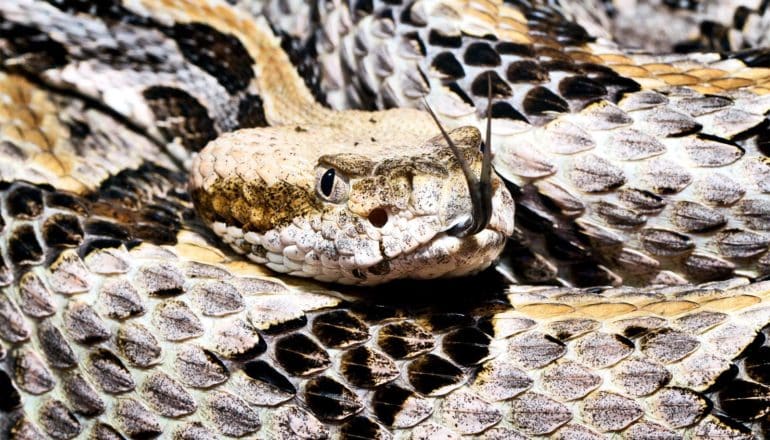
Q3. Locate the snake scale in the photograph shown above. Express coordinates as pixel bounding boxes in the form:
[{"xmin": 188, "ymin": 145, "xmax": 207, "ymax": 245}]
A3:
[{"xmin": 2, "ymin": 0, "xmax": 770, "ymax": 438}]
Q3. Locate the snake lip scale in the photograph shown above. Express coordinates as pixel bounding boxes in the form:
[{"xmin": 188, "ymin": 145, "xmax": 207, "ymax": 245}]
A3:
[{"xmin": 2, "ymin": 0, "xmax": 770, "ymax": 438}]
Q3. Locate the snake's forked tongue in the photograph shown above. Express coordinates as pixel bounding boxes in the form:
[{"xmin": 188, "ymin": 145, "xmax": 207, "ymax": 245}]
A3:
[{"xmin": 423, "ymin": 78, "xmax": 494, "ymax": 237}]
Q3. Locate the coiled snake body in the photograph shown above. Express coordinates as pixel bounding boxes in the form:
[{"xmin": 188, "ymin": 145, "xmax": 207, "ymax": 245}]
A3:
[{"xmin": 1, "ymin": 0, "xmax": 770, "ymax": 438}]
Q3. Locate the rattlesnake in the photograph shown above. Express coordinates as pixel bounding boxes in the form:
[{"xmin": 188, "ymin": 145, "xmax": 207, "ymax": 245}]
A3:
[{"xmin": 1, "ymin": 0, "xmax": 770, "ymax": 438}]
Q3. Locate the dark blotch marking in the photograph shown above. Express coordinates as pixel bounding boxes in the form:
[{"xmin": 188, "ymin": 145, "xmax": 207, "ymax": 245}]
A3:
[
  {"xmin": 732, "ymin": 47, "xmax": 770, "ymax": 67},
  {"xmin": 595, "ymin": 74, "xmax": 642, "ymax": 102},
  {"xmin": 340, "ymin": 417, "xmax": 388, "ymax": 440},
  {"xmin": 242, "ymin": 360, "xmax": 296, "ymax": 395},
  {"xmin": 745, "ymin": 346, "xmax": 770, "ymax": 385},
  {"xmin": 7, "ymin": 184, "xmax": 44, "ymax": 219},
  {"xmin": 733, "ymin": 6, "xmax": 752, "ymax": 29},
  {"xmin": 304, "ymin": 376, "xmax": 363, "ymax": 421},
  {"xmin": 496, "ymin": 42, "xmax": 535, "ymax": 56},
  {"xmin": 758, "ymin": 126, "xmax": 770, "ymax": 157},
  {"xmin": 260, "ymin": 315, "xmax": 308, "ymax": 335},
  {"xmin": 274, "ymin": 333, "xmax": 330, "ymax": 376},
  {"xmin": 491, "ymin": 101, "xmax": 528, "ymax": 122},
  {"xmin": 716, "ymin": 379, "xmax": 770, "ymax": 421},
  {"xmin": 237, "ymin": 94, "xmax": 268, "ymax": 128},
  {"xmin": 312, "ymin": 310, "xmax": 369, "ymax": 348},
  {"xmin": 428, "ymin": 29, "xmax": 462, "ymax": 48},
  {"xmin": 46, "ymin": 192, "xmax": 88, "ymax": 215},
  {"xmin": 377, "ymin": 321, "xmax": 434, "ymax": 358},
  {"xmin": 470, "ymin": 71, "xmax": 512, "ymax": 97},
  {"xmin": 9, "ymin": 224, "xmax": 43, "ymax": 266},
  {"xmin": 143, "ymin": 86, "xmax": 217, "ymax": 151},
  {"xmin": 0, "ymin": 19, "xmax": 69, "ymax": 72},
  {"xmin": 580, "ymin": 62, "xmax": 618, "ymax": 76},
  {"xmin": 442, "ymin": 327, "xmax": 491, "ymax": 366},
  {"xmin": 85, "ymin": 219, "xmax": 131, "ymax": 241},
  {"xmin": 353, "ymin": 0, "xmax": 374, "ymax": 15},
  {"xmin": 371, "ymin": 384, "xmax": 414, "ymax": 425},
  {"xmin": 168, "ymin": 22, "xmax": 254, "ymax": 94},
  {"xmin": 407, "ymin": 353, "xmax": 463, "ymax": 394},
  {"xmin": 400, "ymin": 1, "xmax": 426, "ymax": 27},
  {"xmin": 623, "ymin": 325, "xmax": 653, "ymax": 339},
  {"xmin": 463, "ymin": 42, "xmax": 501, "ymax": 66},
  {"xmin": 431, "ymin": 52, "xmax": 465, "ymax": 79},
  {"xmin": 276, "ymin": 30, "xmax": 327, "ymax": 106},
  {"xmin": 523, "ymin": 86, "xmax": 569, "ymax": 114},
  {"xmin": 428, "ymin": 312, "xmax": 475, "ymax": 331},
  {"xmin": 561, "ymin": 75, "xmax": 606, "ymax": 99},
  {"xmin": 0, "ymin": 370, "xmax": 21, "ymax": 411},
  {"xmin": 79, "ymin": 238, "xmax": 127, "ymax": 260},
  {"xmin": 552, "ymin": 22, "xmax": 594, "ymax": 46},
  {"xmin": 545, "ymin": 229, "xmax": 589, "ymax": 260},
  {"xmin": 43, "ymin": 214, "xmax": 84, "ymax": 247},
  {"xmin": 507, "ymin": 60, "xmax": 549, "ymax": 83}
]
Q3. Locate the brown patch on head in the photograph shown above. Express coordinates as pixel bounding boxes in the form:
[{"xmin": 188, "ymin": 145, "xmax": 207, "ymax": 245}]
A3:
[
  {"xmin": 192, "ymin": 176, "xmax": 320, "ymax": 232},
  {"xmin": 347, "ymin": 175, "xmax": 411, "ymax": 216}
]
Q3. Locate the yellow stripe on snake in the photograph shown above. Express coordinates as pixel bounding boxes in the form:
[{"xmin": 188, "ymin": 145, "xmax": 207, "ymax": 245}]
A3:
[{"xmin": 1, "ymin": 0, "xmax": 770, "ymax": 438}]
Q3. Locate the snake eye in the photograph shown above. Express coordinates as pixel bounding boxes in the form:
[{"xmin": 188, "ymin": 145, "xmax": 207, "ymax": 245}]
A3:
[
  {"xmin": 320, "ymin": 169, "xmax": 335, "ymax": 196},
  {"xmin": 316, "ymin": 167, "xmax": 349, "ymax": 203}
]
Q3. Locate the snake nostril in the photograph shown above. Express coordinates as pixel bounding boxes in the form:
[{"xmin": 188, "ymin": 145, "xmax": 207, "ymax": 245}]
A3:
[{"xmin": 368, "ymin": 208, "xmax": 388, "ymax": 227}]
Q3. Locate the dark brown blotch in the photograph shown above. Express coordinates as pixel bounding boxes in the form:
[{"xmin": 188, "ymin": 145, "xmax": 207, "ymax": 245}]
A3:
[
  {"xmin": 377, "ymin": 320, "xmax": 434, "ymax": 358},
  {"xmin": 507, "ymin": 60, "xmax": 549, "ymax": 83},
  {"xmin": 274, "ymin": 333, "xmax": 331, "ymax": 376},
  {"xmin": 443, "ymin": 326, "xmax": 492, "ymax": 366},
  {"xmin": 406, "ymin": 353, "xmax": 464, "ymax": 395},
  {"xmin": 9, "ymin": 224, "xmax": 43, "ymax": 266},
  {"xmin": 340, "ymin": 346, "xmax": 399, "ymax": 388},
  {"xmin": 431, "ymin": 51, "xmax": 465, "ymax": 79},
  {"xmin": 312, "ymin": 310, "xmax": 370, "ymax": 348},
  {"xmin": 304, "ymin": 375, "xmax": 363, "ymax": 421},
  {"xmin": 42, "ymin": 213, "xmax": 84, "ymax": 247},
  {"xmin": 523, "ymin": 86, "xmax": 569, "ymax": 115},
  {"xmin": 143, "ymin": 86, "xmax": 217, "ymax": 151},
  {"xmin": 463, "ymin": 42, "xmax": 501, "ymax": 66},
  {"xmin": 470, "ymin": 71, "xmax": 512, "ymax": 97},
  {"xmin": 6, "ymin": 184, "xmax": 43, "ymax": 219}
]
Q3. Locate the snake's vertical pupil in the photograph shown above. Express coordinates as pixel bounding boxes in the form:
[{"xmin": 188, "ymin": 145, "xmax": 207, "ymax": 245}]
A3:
[{"xmin": 320, "ymin": 168, "xmax": 336, "ymax": 196}]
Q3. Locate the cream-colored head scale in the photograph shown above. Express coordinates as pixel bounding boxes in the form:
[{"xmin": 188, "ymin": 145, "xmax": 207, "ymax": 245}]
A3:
[{"xmin": 190, "ymin": 110, "xmax": 514, "ymax": 285}]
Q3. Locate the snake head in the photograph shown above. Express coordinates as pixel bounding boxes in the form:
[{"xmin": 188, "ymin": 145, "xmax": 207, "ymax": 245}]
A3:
[{"xmin": 190, "ymin": 113, "xmax": 514, "ymax": 285}]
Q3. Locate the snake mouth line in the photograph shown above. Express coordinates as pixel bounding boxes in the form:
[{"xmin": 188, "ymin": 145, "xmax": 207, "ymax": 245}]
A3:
[{"xmin": 208, "ymin": 214, "xmax": 510, "ymax": 286}]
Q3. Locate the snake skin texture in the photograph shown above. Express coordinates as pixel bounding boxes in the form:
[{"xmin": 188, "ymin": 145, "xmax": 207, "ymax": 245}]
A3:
[
  {"xmin": 1, "ymin": 0, "xmax": 770, "ymax": 438},
  {"xmin": 263, "ymin": 0, "xmax": 770, "ymax": 287}
]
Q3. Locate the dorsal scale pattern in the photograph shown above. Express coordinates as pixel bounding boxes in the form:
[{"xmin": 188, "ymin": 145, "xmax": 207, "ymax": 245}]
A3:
[
  {"xmin": 1, "ymin": 0, "xmax": 770, "ymax": 438},
  {"xmin": 283, "ymin": 0, "xmax": 770, "ymax": 286}
]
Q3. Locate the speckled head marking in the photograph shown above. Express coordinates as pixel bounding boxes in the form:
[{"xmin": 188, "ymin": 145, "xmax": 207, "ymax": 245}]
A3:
[{"xmin": 190, "ymin": 113, "xmax": 515, "ymax": 285}]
